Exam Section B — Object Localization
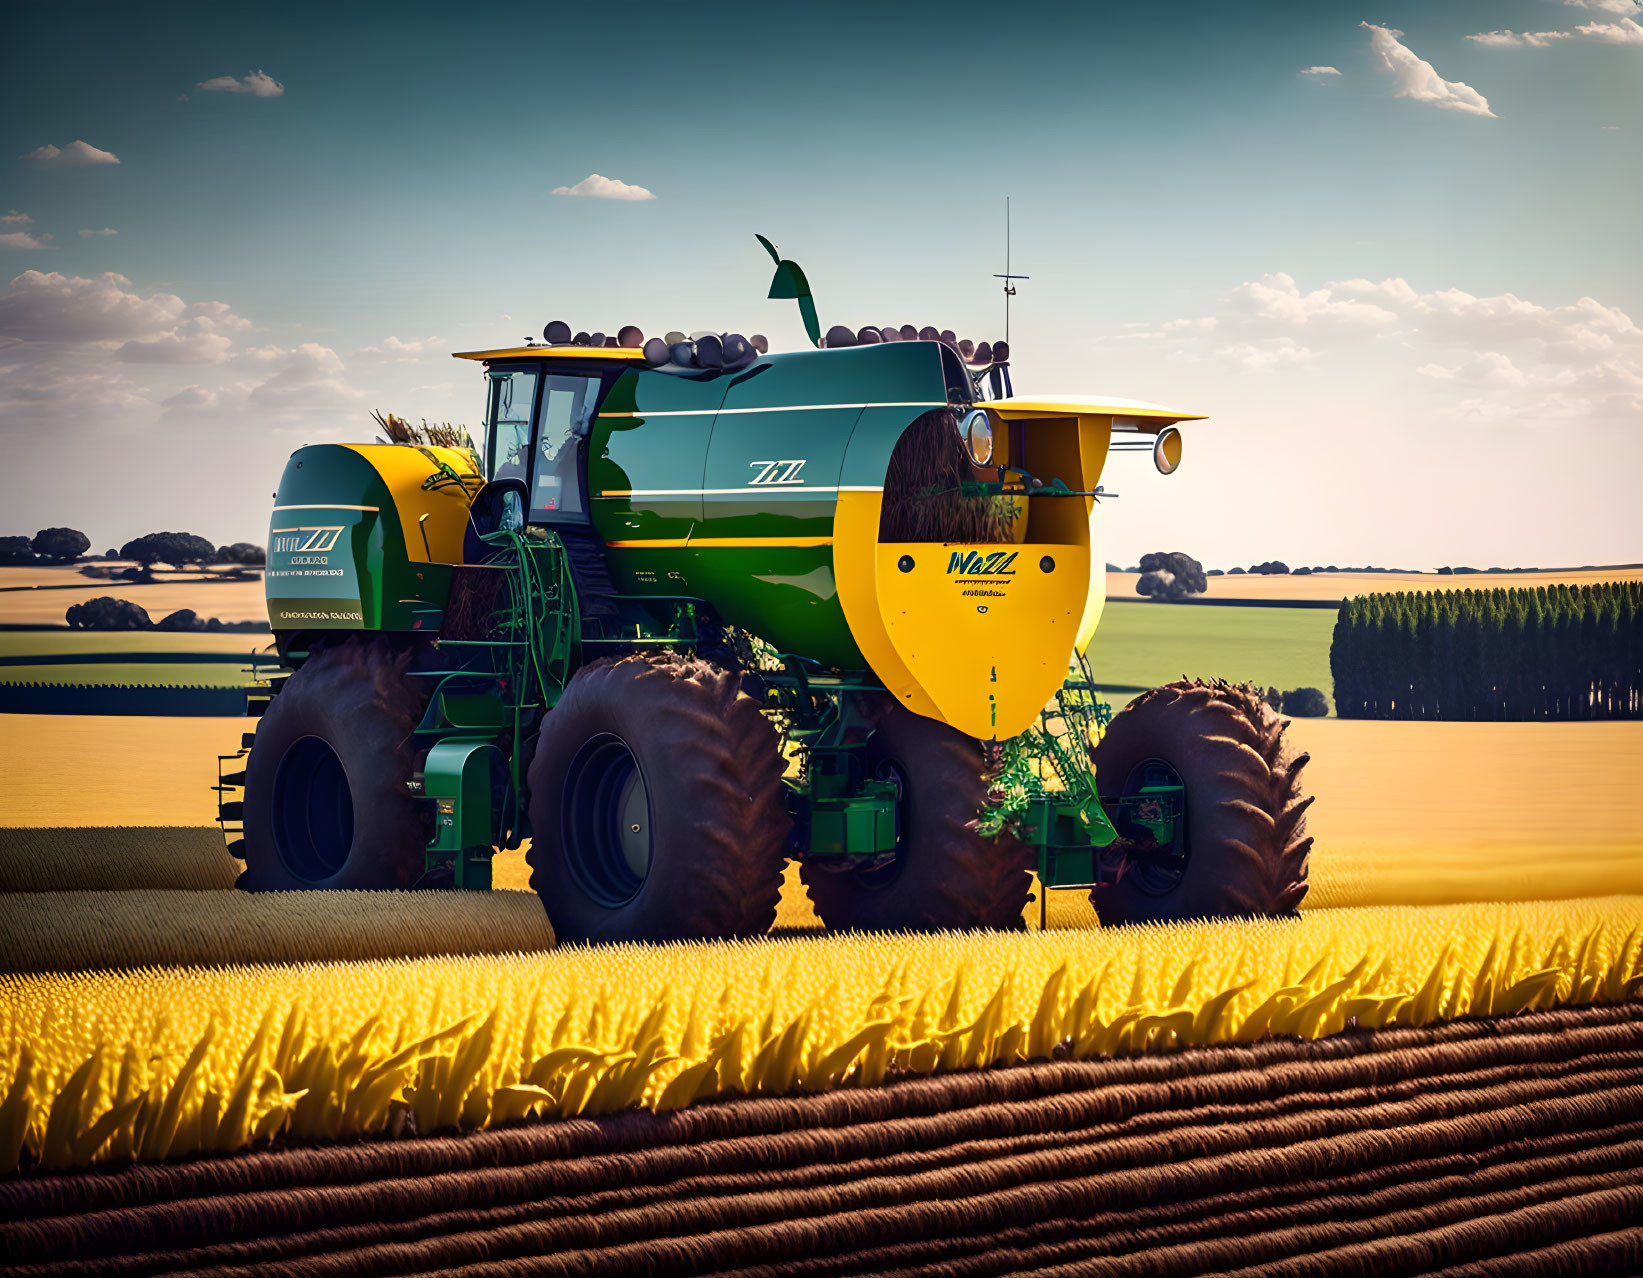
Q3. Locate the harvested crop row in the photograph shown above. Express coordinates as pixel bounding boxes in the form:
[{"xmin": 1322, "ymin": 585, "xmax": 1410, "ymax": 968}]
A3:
[
  {"xmin": 0, "ymin": 828, "xmax": 239, "ymax": 894},
  {"xmin": 3, "ymin": 1003, "xmax": 1641, "ymax": 1276},
  {"xmin": 1, "ymin": 896, "xmax": 1638, "ymax": 1174},
  {"xmin": 0, "ymin": 888, "xmax": 555, "ymax": 974}
]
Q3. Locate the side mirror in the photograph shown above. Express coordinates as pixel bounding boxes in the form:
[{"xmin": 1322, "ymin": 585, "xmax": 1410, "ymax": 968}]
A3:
[{"xmin": 463, "ymin": 478, "xmax": 528, "ymax": 563}]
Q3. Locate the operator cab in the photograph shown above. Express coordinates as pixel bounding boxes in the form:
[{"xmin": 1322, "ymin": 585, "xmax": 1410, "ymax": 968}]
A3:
[{"xmin": 483, "ymin": 363, "xmax": 607, "ymax": 524}]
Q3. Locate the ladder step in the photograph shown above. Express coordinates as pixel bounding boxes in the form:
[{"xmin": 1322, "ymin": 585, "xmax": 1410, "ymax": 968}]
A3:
[
  {"xmin": 241, "ymin": 732, "xmax": 257, "ymax": 749},
  {"xmin": 226, "ymin": 839, "xmax": 245, "ymax": 858},
  {"xmin": 219, "ymin": 770, "xmax": 246, "ymax": 789},
  {"xmin": 219, "ymin": 801, "xmax": 244, "ymax": 820}
]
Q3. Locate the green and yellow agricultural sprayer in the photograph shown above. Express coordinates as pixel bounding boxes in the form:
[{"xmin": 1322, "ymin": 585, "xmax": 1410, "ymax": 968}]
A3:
[{"xmin": 221, "ymin": 242, "xmax": 1313, "ymax": 941}]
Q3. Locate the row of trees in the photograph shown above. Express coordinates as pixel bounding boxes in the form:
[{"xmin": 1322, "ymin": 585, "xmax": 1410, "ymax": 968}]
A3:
[
  {"xmin": 0, "ymin": 529, "xmax": 264, "ymax": 569},
  {"xmin": 1330, "ymin": 583, "xmax": 1642, "ymax": 720}
]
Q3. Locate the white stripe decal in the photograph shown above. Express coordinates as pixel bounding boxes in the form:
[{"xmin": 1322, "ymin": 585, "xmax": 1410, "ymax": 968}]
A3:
[
  {"xmin": 595, "ymin": 486, "xmax": 883, "ymax": 498},
  {"xmin": 271, "ymin": 504, "xmax": 380, "ymax": 512},
  {"xmin": 600, "ymin": 401, "xmax": 943, "ymax": 418}
]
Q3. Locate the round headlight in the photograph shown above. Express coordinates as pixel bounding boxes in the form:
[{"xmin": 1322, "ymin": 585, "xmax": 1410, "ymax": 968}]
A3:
[
  {"xmin": 1153, "ymin": 425, "xmax": 1183, "ymax": 475},
  {"xmin": 959, "ymin": 408, "xmax": 994, "ymax": 466}
]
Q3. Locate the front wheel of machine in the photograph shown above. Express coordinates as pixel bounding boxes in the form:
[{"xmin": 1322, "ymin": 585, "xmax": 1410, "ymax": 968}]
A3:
[
  {"xmin": 800, "ymin": 697, "xmax": 1034, "ymax": 932},
  {"xmin": 526, "ymin": 654, "xmax": 791, "ymax": 944},
  {"xmin": 239, "ymin": 638, "xmax": 432, "ymax": 891},
  {"xmin": 1090, "ymin": 679, "xmax": 1313, "ymax": 926}
]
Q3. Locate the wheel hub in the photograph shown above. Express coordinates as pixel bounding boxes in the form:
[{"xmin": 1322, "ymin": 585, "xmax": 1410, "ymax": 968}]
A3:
[
  {"xmin": 561, "ymin": 734, "xmax": 654, "ymax": 907},
  {"xmin": 270, "ymin": 734, "xmax": 355, "ymax": 883}
]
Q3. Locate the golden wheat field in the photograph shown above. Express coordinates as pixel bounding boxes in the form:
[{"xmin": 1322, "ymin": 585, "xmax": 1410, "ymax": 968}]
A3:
[
  {"xmin": 0, "ymin": 888, "xmax": 554, "ymax": 973},
  {"xmin": 2, "ymin": 894, "xmax": 1637, "ymax": 1171}
]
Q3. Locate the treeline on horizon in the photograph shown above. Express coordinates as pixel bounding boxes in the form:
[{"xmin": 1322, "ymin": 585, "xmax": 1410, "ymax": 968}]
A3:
[{"xmin": 1330, "ymin": 582, "xmax": 1642, "ymax": 721}]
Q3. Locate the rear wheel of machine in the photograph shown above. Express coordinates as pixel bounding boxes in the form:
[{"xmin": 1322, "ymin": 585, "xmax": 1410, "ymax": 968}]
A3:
[
  {"xmin": 239, "ymin": 638, "xmax": 432, "ymax": 891},
  {"xmin": 526, "ymin": 654, "xmax": 790, "ymax": 944},
  {"xmin": 800, "ymin": 697, "xmax": 1034, "ymax": 932},
  {"xmin": 1090, "ymin": 678, "xmax": 1313, "ymax": 926}
]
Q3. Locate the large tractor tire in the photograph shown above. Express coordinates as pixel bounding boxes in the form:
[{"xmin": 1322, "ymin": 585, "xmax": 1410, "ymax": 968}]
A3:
[
  {"xmin": 526, "ymin": 653, "xmax": 790, "ymax": 944},
  {"xmin": 1090, "ymin": 679, "xmax": 1313, "ymax": 926},
  {"xmin": 801, "ymin": 697, "xmax": 1034, "ymax": 932},
  {"xmin": 239, "ymin": 638, "xmax": 431, "ymax": 891}
]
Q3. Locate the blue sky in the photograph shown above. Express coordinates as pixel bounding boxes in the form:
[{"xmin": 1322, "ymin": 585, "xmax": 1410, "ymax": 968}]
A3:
[{"xmin": 1, "ymin": 0, "xmax": 1638, "ymax": 568}]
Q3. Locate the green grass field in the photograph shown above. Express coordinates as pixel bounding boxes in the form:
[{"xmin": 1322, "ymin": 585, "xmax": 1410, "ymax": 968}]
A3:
[
  {"xmin": 0, "ymin": 632, "xmax": 272, "ymax": 657},
  {"xmin": 0, "ymin": 662, "xmax": 254, "ymax": 688},
  {"xmin": 0, "ymin": 632, "xmax": 274, "ymax": 690},
  {"xmin": 1087, "ymin": 600, "xmax": 1338, "ymax": 710}
]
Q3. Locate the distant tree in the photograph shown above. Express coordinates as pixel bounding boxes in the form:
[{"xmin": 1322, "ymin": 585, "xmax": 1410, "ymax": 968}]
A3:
[
  {"xmin": 1294, "ymin": 567, "xmax": 1311, "ymax": 575},
  {"xmin": 103, "ymin": 549, "xmax": 119, "ymax": 560},
  {"xmin": 1248, "ymin": 560, "xmax": 1291, "ymax": 575},
  {"xmin": 1105, "ymin": 562, "xmax": 1122, "ymax": 572},
  {"xmin": 118, "ymin": 531, "xmax": 217, "ymax": 575},
  {"xmin": 31, "ymin": 527, "xmax": 90, "ymax": 562},
  {"xmin": 1263, "ymin": 686, "xmax": 1282, "ymax": 712},
  {"xmin": 1135, "ymin": 551, "xmax": 1208, "ymax": 602},
  {"xmin": 156, "ymin": 608, "xmax": 204, "ymax": 631},
  {"xmin": 1438, "ymin": 566, "xmax": 1454, "ymax": 575},
  {"xmin": 214, "ymin": 542, "xmax": 266, "ymax": 566},
  {"xmin": 65, "ymin": 596, "xmax": 154, "ymax": 630},
  {"xmin": 1206, "ymin": 568, "xmax": 1224, "ymax": 576},
  {"xmin": 0, "ymin": 536, "xmax": 34, "ymax": 566},
  {"xmin": 1282, "ymin": 687, "xmax": 1330, "ymax": 717}
]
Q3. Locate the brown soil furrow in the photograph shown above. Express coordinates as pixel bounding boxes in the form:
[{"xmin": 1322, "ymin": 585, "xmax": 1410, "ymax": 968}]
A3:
[
  {"xmin": 724, "ymin": 1133, "xmax": 1643, "ymax": 1278},
  {"xmin": 75, "ymin": 1078, "xmax": 1635, "ymax": 1278},
  {"xmin": 9, "ymin": 1037, "xmax": 1641, "ymax": 1270}
]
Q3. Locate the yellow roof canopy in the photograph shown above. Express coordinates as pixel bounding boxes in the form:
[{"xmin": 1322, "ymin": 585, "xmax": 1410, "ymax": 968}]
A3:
[
  {"xmin": 452, "ymin": 345, "xmax": 648, "ymax": 362},
  {"xmin": 978, "ymin": 394, "xmax": 1205, "ymax": 426}
]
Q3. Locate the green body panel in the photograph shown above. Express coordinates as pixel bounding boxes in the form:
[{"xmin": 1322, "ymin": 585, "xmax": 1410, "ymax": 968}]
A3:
[
  {"xmin": 589, "ymin": 342, "xmax": 951, "ymax": 663},
  {"xmin": 266, "ymin": 445, "xmax": 451, "ymax": 633},
  {"xmin": 423, "ymin": 737, "xmax": 503, "ymax": 889},
  {"xmin": 588, "ymin": 369, "xmax": 728, "ymax": 541},
  {"xmin": 603, "ymin": 544, "xmax": 863, "ymax": 668}
]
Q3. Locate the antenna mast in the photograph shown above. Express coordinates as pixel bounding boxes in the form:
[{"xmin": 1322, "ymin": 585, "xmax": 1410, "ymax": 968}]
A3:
[{"xmin": 993, "ymin": 196, "xmax": 1029, "ymax": 343}]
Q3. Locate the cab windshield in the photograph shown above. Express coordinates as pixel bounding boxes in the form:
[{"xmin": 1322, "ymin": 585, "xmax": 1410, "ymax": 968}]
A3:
[{"xmin": 486, "ymin": 369, "xmax": 538, "ymax": 483}]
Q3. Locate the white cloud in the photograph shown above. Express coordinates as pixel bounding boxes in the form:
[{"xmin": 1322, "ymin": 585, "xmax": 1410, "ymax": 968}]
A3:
[
  {"xmin": 0, "ymin": 232, "xmax": 48, "ymax": 251},
  {"xmin": 248, "ymin": 342, "xmax": 358, "ymax": 409},
  {"xmin": 1361, "ymin": 23, "xmax": 1498, "ymax": 117},
  {"xmin": 1101, "ymin": 272, "xmax": 1642, "ymax": 423},
  {"xmin": 1220, "ymin": 338, "xmax": 1315, "ymax": 370},
  {"xmin": 160, "ymin": 385, "xmax": 221, "ymax": 412},
  {"xmin": 0, "ymin": 270, "xmax": 250, "ymax": 345},
  {"xmin": 355, "ymin": 335, "xmax": 448, "ymax": 361},
  {"xmin": 1577, "ymin": 16, "xmax": 1643, "ymax": 41},
  {"xmin": 1300, "ymin": 65, "xmax": 1342, "ymax": 77},
  {"xmin": 78, "ymin": 228, "xmax": 117, "ymax": 238},
  {"xmin": 196, "ymin": 70, "xmax": 285, "ymax": 97},
  {"xmin": 1, "ymin": 211, "xmax": 32, "ymax": 226},
  {"xmin": 1469, "ymin": 14, "xmax": 1642, "ymax": 46},
  {"xmin": 116, "ymin": 316, "xmax": 237, "ymax": 364},
  {"xmin": 550, "ymin": 174, "xmax": 657, "ymax": 201},
  {"xmin": 1467, "ymin": 28, "xmax": 1572, "ymax": 47},
  {"xmin": 1560, "ymin": 0, "xmax": 1640, "ymax": 14},
  {"xmin": 23, "ymin": 140, "xmax": 121, "ymax": 167}
]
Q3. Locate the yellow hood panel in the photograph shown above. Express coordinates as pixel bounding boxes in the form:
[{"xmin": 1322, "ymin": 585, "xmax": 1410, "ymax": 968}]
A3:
[{"xmin": 872, "ymin": 542, "xmax": 1091, "ymax": 739}]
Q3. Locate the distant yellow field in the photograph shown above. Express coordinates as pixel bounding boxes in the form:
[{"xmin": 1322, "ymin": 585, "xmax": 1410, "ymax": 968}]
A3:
[
  {"xmin": 1105, "ymin": 566, "xmax": 1643, "ymax": 604},
  {"xmin": 6, "ymin": 715, "xmax": 1639, "ymax": 916},
  {"xmin": 1, "ymin": 714, "xmax": 245, "ymax": 826}
]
